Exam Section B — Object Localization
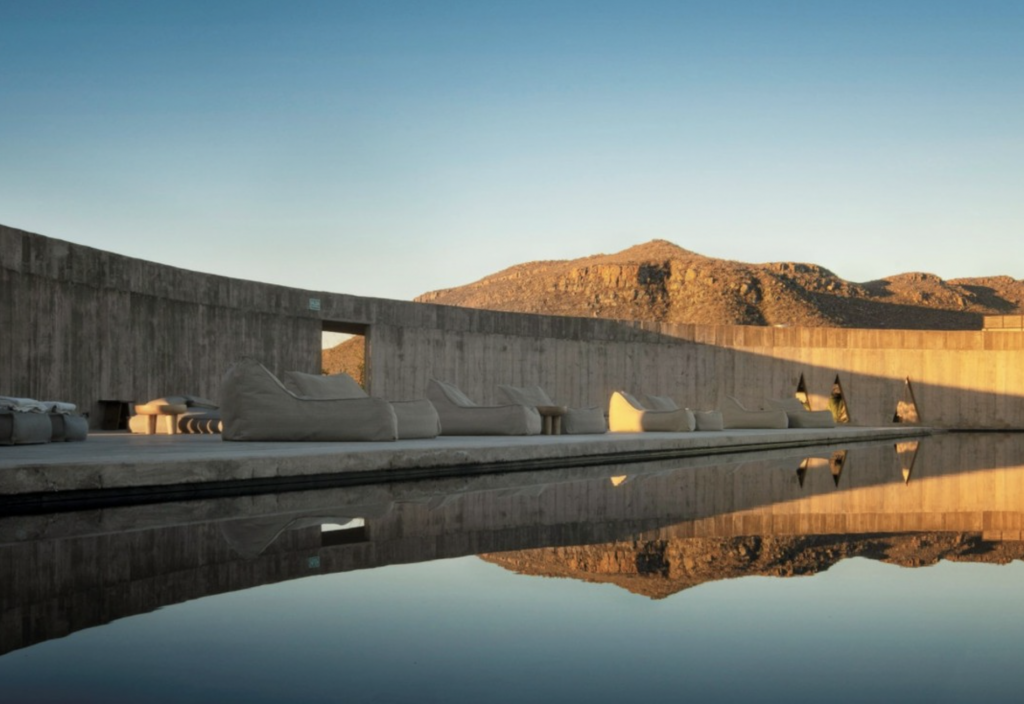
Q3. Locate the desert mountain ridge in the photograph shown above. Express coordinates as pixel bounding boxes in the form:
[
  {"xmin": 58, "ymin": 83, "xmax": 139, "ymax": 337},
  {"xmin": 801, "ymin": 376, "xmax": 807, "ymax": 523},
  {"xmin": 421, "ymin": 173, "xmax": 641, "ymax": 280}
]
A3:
[
  {"xmin": 414, "ymin": 239, "xmax": 1024, "ymax": 329},
  {"xmin": 324, "ymin": 239, "xmax": 1024, "ymax": 378}
]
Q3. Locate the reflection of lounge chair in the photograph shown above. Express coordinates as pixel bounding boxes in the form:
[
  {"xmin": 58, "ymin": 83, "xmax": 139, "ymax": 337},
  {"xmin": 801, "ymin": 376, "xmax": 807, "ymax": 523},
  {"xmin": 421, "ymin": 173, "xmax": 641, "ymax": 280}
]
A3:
[
  {"xmin": 219, "ymin": 503, "xmax": 392, "ymax": 558},
  {"xmin": 221, "ymin": 357, "xmax": 398, "ymax": 442},
  {"xmin": 720, "ymin": 396, "xmax": 789, "ymax": 429},
  {"xmin": 427, "ymin": 379, "xmax": 542, "ymax": 436},
  {"xmin": 766, "ymin": 398, "xmax": 836, "ymax": 428},
  {"xmin": 608, "ymin": 391, "xmax": 695, "ymax": 432},
  {"xmin": 497, "ymin": 384, "xmax": 607, "ymax": 434}
]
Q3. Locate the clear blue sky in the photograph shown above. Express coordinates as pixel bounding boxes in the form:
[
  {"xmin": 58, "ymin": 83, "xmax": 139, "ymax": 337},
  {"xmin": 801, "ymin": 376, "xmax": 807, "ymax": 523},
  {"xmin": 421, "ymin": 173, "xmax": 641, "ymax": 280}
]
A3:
[{"xmin": 2, "ymin": 1, "xmax": 1022, "ymax": 300}]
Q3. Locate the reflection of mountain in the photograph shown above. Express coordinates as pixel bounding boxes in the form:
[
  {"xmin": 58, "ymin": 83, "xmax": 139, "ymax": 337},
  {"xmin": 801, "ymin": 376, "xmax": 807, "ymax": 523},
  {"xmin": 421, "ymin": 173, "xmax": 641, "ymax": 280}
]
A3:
[
  {"xmin": 482, "ymin": 533, "xmax": 1024, "ymax": 600},
  {"xmin": 4, "ymin": 432, "xmax": 1024, "ymax": 656}
]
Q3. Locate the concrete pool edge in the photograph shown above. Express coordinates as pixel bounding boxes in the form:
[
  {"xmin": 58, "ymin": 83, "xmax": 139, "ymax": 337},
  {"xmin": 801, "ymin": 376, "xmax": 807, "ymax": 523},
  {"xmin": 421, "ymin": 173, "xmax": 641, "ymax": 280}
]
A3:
[{"xmin": 0, "ymin": 426, "xmax": 936, "ymax": 513}]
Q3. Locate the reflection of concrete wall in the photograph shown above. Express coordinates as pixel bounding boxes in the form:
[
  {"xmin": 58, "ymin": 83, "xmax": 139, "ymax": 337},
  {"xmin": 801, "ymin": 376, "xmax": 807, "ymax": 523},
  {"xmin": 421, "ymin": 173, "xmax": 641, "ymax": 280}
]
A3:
[
  {"xmin": 0, "ymin": 523, "xmax": 325, "ymax": 656},
  {"xmin": 4, "ymin": 224, "xmax": 1023, "ymax": 428},
  {"xmin": 4, "ymin": 434, "xmax": 1024, "ymax": 656},
  {"xmin": 346, "ymin": 434, "xmax": 1024, "ymax": 545}
]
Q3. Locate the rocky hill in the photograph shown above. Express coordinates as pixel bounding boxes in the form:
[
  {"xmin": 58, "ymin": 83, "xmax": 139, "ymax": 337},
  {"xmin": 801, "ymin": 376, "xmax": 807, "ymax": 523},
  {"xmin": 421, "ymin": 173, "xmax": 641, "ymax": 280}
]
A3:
[
  {"xmin": 481, "ymin": 533, "xmax": 1024, "ymax": 600},
  {"xmin": 323, "ymin": 239, "xmax": 1024, "ymax": 375},
  {"xmin": 415, "ymin": 240, "xmax": 1024, "ymax": 329},
  {"xmin": 321, "ymin": 337, "xmax": 365, "ymax": 385}
]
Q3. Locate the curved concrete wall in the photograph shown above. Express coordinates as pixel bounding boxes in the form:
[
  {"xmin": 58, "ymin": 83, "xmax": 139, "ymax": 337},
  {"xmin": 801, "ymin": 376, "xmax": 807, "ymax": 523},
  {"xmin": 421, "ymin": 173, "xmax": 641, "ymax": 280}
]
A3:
[{"xmin": 2, "ymin": 223, "xmax": 1023, "ymax": 428}]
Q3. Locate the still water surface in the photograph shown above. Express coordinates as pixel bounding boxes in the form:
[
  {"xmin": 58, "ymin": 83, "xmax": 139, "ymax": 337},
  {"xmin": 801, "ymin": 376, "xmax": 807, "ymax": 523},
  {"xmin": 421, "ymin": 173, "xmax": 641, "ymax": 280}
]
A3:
[{"xmin": 3, "ymin": 433, "xmax": 1023, "ymax": 702}]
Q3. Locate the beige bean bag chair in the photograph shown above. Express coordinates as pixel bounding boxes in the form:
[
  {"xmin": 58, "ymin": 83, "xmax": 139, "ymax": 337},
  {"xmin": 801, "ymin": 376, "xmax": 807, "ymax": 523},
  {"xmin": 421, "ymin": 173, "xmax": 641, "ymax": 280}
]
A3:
[
  {"xmin": 690, "ymin": 409, "xmax": 725, "ymax": 431},
  {"xmin": 720, "ymin": 396, "xmax": 789, "ymax": 429},
  {"xmin": 497, "ymin": 384, "xmax": 607, "ymax": 434},
  {"xmin": 766, "ymin": 397, "xmax": 836, "ymax": 428},
  {"xmin": 282, "ymin": 370, "xmax": 440, "ymax": 440},
  {"xmin": 221, "ymin": 358, "xmax": 398, "ymax": 442},
  {"xmin": 608, "ymin": 391, "xmax": 695, "ymax": 432},
  {"xmin": 428, "ymin": 379, "xmax": 541, "ymax": 436}
]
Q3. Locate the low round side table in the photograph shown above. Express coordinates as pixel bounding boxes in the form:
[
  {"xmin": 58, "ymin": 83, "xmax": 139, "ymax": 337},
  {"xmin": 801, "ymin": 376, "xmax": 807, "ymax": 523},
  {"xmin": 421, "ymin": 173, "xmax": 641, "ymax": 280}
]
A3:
[{"xmin": 134, "ymin": 402, "xmax": 188, "ymax": 435}]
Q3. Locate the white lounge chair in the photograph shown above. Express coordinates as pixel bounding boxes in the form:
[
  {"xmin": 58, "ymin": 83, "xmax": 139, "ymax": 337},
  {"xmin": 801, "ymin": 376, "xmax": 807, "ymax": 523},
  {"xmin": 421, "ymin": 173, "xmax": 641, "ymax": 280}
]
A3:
[
  {"xmin": 766, "ymin": 397, "xmax": 836, "ymax": 428},
  {"xmin": 720, "ymin": 396, "xmax": 789, "ymax": 429},
  {"xmin": 608, "ymin": 391, "xmax": 695, "ymax": 432},
  {"xmin": 221, "ymin": 358, "xmax": 399, "ymax": 442},
  {"xmin": 642, "ymin": 394, "xmax": 724, "ymax": 431},
  {"xmin": 427, "ymin": 379, "xmax": 542, "ymax": 436},
  {"xmin": 282, "ymin": 370, "xmax": 440, "ymax": 440}
]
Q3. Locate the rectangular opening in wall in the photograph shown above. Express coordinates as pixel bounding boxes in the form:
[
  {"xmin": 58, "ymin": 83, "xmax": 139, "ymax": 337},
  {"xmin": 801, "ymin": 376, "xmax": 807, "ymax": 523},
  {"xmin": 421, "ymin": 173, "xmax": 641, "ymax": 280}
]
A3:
[
  {"xmin": 96, "ymin": 399, "xmax": 133, "ymax": 430},
  {"xmin": 321, "ymin": 321, "xmax": 368, "ymax": 389}
]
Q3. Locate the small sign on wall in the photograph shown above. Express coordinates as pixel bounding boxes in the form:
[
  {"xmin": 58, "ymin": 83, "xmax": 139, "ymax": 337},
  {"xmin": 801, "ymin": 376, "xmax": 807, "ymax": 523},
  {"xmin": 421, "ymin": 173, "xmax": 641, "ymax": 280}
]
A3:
[{"xmin": 308, "ymin": 297, "xmax": 321, "ymax": 311}]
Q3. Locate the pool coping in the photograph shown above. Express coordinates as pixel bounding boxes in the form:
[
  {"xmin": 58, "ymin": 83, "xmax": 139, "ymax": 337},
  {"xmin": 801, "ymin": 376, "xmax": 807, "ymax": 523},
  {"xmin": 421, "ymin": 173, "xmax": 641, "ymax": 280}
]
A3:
[{"xmin": 0, "ymin": 425, "xmax": 935, "ymax": 513}]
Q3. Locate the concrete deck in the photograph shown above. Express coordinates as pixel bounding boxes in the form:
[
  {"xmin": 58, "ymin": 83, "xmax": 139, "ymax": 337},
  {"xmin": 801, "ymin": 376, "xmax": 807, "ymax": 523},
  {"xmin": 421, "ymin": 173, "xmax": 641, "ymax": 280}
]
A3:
[{"xmin": 0, "ymin": 425, "xmax": 933, "ymax": 512}]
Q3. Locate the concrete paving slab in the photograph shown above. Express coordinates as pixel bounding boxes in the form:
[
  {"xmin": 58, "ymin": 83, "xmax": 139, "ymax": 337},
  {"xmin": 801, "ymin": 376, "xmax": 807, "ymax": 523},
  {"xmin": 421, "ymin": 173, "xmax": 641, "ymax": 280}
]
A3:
[{"xmin": 0, "ymin": 426, "xmax": 934, "ymax": 512}]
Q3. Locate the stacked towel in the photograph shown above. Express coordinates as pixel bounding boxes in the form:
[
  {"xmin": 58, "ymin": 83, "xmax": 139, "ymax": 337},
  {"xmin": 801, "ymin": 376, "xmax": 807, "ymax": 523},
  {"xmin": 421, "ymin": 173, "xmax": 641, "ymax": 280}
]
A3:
[{"xmin": 0, "ymin": 396, "xmax": 53, "ymax": 413}]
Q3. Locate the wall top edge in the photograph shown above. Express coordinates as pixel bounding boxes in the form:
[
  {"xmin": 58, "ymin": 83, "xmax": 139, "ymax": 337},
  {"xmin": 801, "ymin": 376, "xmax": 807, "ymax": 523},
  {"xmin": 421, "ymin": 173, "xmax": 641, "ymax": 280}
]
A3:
[{"xmin": 5, "ymin": 223, "xmax": 1022, "ymax": 349}]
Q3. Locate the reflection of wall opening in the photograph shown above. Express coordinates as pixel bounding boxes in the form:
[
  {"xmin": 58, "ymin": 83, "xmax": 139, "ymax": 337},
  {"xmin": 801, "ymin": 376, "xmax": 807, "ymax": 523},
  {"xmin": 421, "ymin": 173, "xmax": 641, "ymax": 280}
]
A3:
[
  {"xmin": 830, "ymin": 450, "xmax": 848, "ymax": 487},
  {"xmin": 893, "ymin": 377, "xmax": 920, "ymax": 424},
  {"xmin": 321, "ymin": 321, "xmax": 369, "ymax": 390},
  {"xmin": 797, "ymin": 453, "xmax": 846, "ymax": 488},
  {"xmin": 796, "ymin": 456, "xmax": 829, "ymax": 488},
  {"xmin": 321, "ymin": 518, "xmax": 369, "ymax": 546},
  {"xmin": 829, "ymin": 374, "xmax": 850, "ymax": 423},
  {"xmin": 795, "ymin": 374, "xmax": 811, "ymax": 410},
  {"xmin": 895, "ymin": 440, "xmax": 920, "ymax": 484}
]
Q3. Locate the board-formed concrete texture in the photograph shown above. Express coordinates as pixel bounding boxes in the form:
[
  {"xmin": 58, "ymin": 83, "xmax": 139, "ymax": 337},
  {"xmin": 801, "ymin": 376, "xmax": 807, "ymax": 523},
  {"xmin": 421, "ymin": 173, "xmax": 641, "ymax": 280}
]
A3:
[{"xmin": 2, "ymin": 222, "xmax": 1023, "ymax": 430}]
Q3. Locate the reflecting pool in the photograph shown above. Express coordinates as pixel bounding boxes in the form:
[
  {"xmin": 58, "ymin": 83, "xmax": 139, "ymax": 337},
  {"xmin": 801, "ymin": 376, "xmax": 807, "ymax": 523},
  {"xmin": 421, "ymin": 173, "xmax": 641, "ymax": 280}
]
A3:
[{"xmin": 3, "ymin": 432, "xmax": 1024, "ymax": 703}]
